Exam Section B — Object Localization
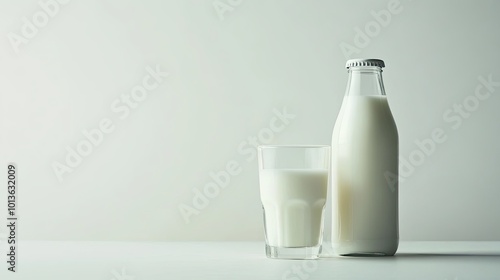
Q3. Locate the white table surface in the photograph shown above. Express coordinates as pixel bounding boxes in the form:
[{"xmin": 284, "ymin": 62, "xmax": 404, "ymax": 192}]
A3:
[{"xmin": 1, "ymin": 241, "xmax": 499, "ymax": 280}]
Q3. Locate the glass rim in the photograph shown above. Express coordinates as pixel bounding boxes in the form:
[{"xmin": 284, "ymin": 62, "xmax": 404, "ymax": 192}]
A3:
[{"xmin": 258, "ymin": 145, "xmax": 330, "ymax": 149}]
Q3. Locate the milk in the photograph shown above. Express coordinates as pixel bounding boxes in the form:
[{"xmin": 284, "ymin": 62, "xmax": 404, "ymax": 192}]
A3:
[
  {"xmin": 259, "ymin": 169, "xmax": 328, "ymax": 247},
  {"xmin": 331, "ymin": 95, "xmax": 398, "ymax": 255}
]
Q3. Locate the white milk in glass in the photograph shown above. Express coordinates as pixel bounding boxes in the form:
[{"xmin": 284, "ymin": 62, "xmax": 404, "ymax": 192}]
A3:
[
  {"xmin": 260, "ymin": 169, "xmax": 328, "ymax": 247},
  {"xmin": 330, "ymin": 59, "xmax": 399, "ymax": 256}
]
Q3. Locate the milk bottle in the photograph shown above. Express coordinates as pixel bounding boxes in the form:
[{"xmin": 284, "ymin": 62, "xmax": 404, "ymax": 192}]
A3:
[{"xmin": 331, "ymin": 59, "xmax": 399, "ymax": 256}]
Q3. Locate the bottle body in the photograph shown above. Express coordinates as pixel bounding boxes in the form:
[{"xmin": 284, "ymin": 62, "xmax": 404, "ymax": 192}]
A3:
[{"xmin": 331, "ymin": 61, "xmax": 398, "ymax": 256}]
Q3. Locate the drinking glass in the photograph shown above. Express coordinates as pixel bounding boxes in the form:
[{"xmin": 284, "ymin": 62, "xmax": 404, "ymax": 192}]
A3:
[{"xmin": 258, "ymin": 145, "xmax": 330, "ymax": 259}]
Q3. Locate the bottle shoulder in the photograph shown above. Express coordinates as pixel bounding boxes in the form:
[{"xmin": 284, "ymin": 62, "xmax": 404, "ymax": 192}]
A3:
[{"xmin": 332, "ymin": 96, "xmax": 398, "ymax": 141}]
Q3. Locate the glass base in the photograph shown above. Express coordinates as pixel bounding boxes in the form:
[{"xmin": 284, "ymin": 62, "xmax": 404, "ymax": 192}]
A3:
[{"xmin": 266, "ymin": 244, "xmax": 321, "ymax": 259}]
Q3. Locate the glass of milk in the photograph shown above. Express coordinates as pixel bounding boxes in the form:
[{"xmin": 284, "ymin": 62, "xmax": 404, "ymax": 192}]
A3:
[{"xmin": 258, "ymin": 145, "xmax": 330, "ymax": 259}]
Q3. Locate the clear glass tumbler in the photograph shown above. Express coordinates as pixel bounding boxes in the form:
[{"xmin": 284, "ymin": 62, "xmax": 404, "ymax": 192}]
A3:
[{"xmin": 258, "ymin": 145, "xmax": 330, "ymax": 259}]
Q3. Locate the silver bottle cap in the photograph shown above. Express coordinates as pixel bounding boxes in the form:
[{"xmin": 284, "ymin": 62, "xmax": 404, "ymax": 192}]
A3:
[{"xmin": 346, "ymin": 59, "xmax": 385, "ymax": 68}]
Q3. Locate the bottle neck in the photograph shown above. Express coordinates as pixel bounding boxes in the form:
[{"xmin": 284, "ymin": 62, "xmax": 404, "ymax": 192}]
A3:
[{"xmin": 345, "ymin": 66, "xmax": 386, "ymax": 96}]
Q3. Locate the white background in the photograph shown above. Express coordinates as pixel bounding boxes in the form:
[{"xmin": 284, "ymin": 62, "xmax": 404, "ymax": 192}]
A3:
[{"xmin": 0, "ymin": 0, "xmax": 499, "ymax": 242}]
